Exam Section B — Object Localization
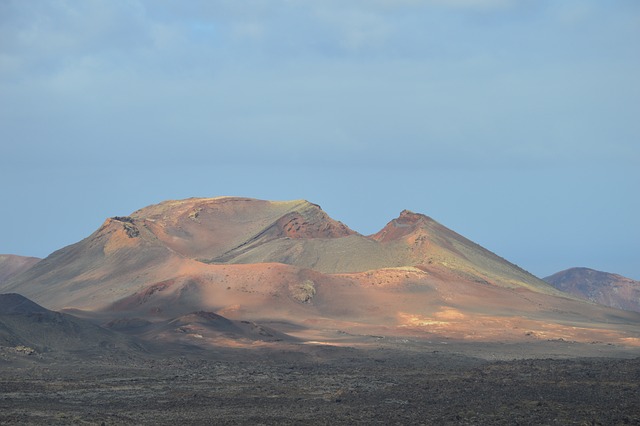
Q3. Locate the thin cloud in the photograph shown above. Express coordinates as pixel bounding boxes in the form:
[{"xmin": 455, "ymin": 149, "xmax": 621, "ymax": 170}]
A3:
[{"xmin": 1, "ymin": 0, "xmax": 638, "ymax": 170}]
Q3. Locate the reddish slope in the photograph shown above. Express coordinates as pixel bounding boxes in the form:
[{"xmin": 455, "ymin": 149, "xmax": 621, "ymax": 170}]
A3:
[
  {"xmin": 368, "ymin": 210, "xmax": 558, "ymax": 293},
  {"xmin": 2, "ymin": 197, "xmax": 554, "ymax": 304},
  {"xmin": 1, "ymin": 197, "xmax": 639, "ymax": 347},
  {"xmin": 94, "ymin": 262, "xmax": 640, "ymax": 346},
  {"xmin": 545, "ymin": 268, "xmax": 640, "ymax": 313},
  {"xmin": 129, "ymin": 197, "xmax": 355, "ymax": 261}
]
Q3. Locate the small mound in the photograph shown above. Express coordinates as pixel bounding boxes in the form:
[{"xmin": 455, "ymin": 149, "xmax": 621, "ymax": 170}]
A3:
[
  {"xmin": 141, "ymin": 311, "xmax": 297, "ymax": 345},
  {"xmin": 369, "ymin": 210, "xmax": 431, "ymax": 242},
  {"xmin": 275, "ymin": 207, "xmax": 356, "ymax": 239},
  {"xmin": 0, "ymin": 293, "xmax": 49, "ymax": 315},
  {"xmin": 105, "ymin": 317, "xmax": 153, "ymax": 331},
  {"xmin": 170, "ymin": 311, "xmax": 235, "ymax": 328}
]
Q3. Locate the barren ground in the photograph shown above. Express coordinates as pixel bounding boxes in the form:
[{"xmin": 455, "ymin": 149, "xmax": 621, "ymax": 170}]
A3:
[{"xmin": 1, "ymin": 340, "xmax": 639, "ymax": 425}]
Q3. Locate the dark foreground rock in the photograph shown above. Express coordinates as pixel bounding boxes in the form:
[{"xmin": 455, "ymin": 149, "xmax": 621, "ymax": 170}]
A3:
[{"xmin": 1, "ymin": 344, "xmax": 639, "ymax": 425}]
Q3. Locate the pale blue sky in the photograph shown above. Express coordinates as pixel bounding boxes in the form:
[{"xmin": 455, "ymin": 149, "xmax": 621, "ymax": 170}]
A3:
[{"xmin": 1, "ymin": 0, "xmax": 638, "ymax": 279}]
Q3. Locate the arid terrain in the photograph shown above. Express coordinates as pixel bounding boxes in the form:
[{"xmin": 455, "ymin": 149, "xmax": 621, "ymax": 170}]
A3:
[
  {"xmin": 0, "ymin": 255, "xmax": 41, "ymax": 285},
  {"xmin": 1, "ymin": 197, "xmax": 639, "ymax": 424},
  {"xmin": 2, "ymin": 339, "xmax": 639, "ymax": 425}
]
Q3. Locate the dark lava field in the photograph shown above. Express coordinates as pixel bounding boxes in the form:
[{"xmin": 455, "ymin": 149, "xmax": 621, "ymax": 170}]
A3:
[{"xmin": 1, "ymin": 341, "xmax": 639, "ymax": 425}]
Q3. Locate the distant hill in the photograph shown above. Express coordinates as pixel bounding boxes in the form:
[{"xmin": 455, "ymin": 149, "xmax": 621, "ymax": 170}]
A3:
[
  {"xmin": 544, "ymin": 268, "xmax": 640, "ymax": 313},
  {"xmin": 0, "ymin": 255, "xmax": 40, "ymax": 284}
]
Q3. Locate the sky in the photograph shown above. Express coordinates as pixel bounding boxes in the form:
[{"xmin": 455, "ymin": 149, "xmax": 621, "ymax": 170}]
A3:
[{"xmin": 1, "ymin": 0, "xmax": 638, "ymax": 280}]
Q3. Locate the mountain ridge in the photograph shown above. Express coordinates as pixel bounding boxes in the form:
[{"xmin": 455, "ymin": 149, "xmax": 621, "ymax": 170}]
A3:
[
  {"xmin": 2, "ymin": 197, "xmax": 639, "ymax": 347},
  {"xmin": 3, "ymin": 196, "xmax": 559, "ymax": 307}
]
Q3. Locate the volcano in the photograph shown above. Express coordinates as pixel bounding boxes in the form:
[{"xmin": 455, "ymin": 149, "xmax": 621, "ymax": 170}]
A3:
[{"xmin": 2, "ymin": 197, "xmax": 639, "ymax": 347}]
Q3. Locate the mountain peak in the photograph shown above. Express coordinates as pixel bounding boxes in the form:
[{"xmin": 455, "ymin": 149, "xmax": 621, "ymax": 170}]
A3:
[
  {"xmin": 370, "ymin": 210, "xmax": 432, "ymax": 242},
  {"xmin": 398, "ymin": 209, "xmax": 431, "ymax": 223},
  {"xmin": 273, "ymin": 202, "xmax": 356, "ymax": 239}
]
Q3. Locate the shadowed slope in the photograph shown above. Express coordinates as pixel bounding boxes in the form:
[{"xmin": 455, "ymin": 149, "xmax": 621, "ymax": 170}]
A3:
[
  {"xmin": 131, "ymin": 311, "xmax": 297, "ymax": 348},
  {"xmin": 0, "ymin": 294, "xmax": 144, "ymax": 355},
  {"xmin": 0, "ymin": 293, "xmax": 48, "ymax": 315}
]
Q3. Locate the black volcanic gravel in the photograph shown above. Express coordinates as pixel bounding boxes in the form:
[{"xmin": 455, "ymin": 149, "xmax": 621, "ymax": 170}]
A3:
[{"xmin": 1, "ymin": 346, "xmax": 639, "ymax": 425}]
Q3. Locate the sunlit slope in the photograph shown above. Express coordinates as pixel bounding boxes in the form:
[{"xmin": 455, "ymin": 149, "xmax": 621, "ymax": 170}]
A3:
[
  {"xmin": 0, "ymin": 197, "xmax": 565, "ymax": 308},
  {"xmin": 218, "ymin": 208, "xmax": 561, "ymax": 295},
  {"xmin": 2, "ymin": 197, "xmax": 639, "ymax": 345},
  {"xmin": 0, "ymin": 197, "xmax": 355, "ymax": 309},
  {"xmin": 0, "ymin": 215, "xmax": 177, "ymax": 309},
  {"xmin": 129, "ymin": 197, "xmax": 356, "ymax": 260},
  {"xmin": 97, "ymin": 263, "xmax": 640, "ymax": 345},
  {"xmin": 372, "ymin": 210, "xmax": 563, "ymax": 294}
]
